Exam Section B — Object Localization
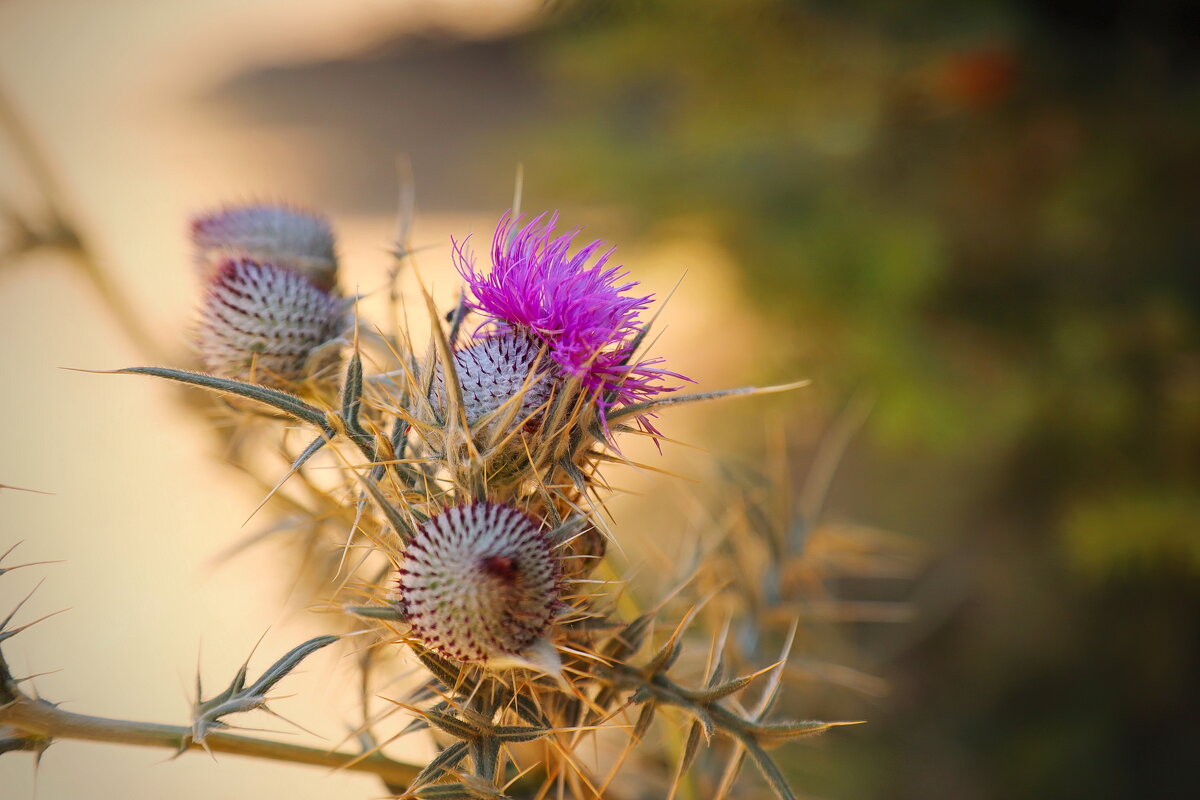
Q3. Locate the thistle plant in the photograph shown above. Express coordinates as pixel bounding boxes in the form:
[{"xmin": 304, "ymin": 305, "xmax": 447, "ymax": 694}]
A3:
[{"xmin": 0, "ymin": 197, "xmax": 904, "ymax": 800}]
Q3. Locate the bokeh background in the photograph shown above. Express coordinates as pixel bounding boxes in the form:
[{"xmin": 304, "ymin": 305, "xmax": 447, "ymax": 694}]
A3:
[{"xmin": 1, "ymin": 1, "xmax": 1197, "ymax": 798}]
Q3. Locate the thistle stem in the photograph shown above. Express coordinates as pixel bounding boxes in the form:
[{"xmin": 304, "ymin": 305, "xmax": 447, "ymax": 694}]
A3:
[{"xmin": 1, "ymin": 694, "xmax": 420, "ymax": 785}]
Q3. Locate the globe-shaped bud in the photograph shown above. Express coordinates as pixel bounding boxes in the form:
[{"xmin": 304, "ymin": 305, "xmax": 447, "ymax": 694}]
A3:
[
  {"xmin": 197, "ymin": 259, "xmax": 347, "ymax": 388},
  {"xmin": 436, "ymin": 332, "xmax": 556, "ymax": 425},
  {"xmin": 192, "ymin": 204, "xmax": 339, "ymax": 290},
  {"xmin": 398, "ymin": 502, "xmax": 560, "ymax": 662}
]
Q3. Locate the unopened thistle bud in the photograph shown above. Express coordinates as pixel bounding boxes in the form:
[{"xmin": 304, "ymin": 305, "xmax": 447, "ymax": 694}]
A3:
[
  {"xmin": 197, "ymin": 259, "xmax": 347, "ymax": 388},
  {"xmin": 397, "ymin": 502, "xmax": 561, "ymax": 662},
  {"xmin": 191, "ymin": 204, "xmax": 339, "ymax": 290}
]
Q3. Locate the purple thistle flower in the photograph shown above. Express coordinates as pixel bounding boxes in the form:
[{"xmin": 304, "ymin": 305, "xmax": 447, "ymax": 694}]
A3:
[
  {"xmin": 454, "ymin": 213, "xmax": 688, "ymax": 430},
  {"xmin": 197, "ymin": 258, "xmax": 347, "ymax": 387},
  {"xmin": 397, "ymin": 502, "xmax": 561, "ymax": 663},
  {"xmin": 191, "ymin": 204, "xmax": 339, "ymax": 290}
]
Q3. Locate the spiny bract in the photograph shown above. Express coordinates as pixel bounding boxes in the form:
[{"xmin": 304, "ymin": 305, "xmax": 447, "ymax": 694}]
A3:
[{"xmin": 436, "ymin": 332, "xmax": 557, "ymax": 425}]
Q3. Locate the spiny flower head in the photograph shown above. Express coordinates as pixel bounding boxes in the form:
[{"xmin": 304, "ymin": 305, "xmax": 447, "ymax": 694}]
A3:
[
  {"xmin": 455, "ymin": 213, "xmax": 685, "ymax": 428},
  {"xmin": 397, "ymin": 502, "xmax": 561, "ymax": 662},
  {"xmin": 197, "ymin": 258, "xmax": 347, "ymax": 388},
  {"xmin": 192, "ymin": 204, "xmax": 339, "ymax": 290},
  {"xmin": 437, "ymin": 332, "xmax": 556, "ymax": 424}
]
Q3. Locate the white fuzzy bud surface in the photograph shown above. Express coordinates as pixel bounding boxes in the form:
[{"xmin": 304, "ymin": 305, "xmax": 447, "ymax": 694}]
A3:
[
  {"xmin": 197, "ymin": 259, "xmax": 346, "ymax": 387},
  {"xmin": 398, "ymin": 502, "xmax": 560, "ymax": 662},
  {"xmin": 438, "ymin": 333, "xmax": 556, "ymax": 424}
]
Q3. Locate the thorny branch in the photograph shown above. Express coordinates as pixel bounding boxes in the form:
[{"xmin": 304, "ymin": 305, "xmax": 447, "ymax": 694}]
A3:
[
  {"xmin": 0, "ymin": 545, "xmax": 421, "ymax": 788},
  {"xmin": 0, "ymin": 695, "xmax": 420, "ymax": 786}
]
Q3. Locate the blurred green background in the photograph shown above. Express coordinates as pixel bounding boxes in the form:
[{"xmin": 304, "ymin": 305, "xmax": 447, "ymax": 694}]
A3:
[
  {"xmin": 2, "ymin": 0, "xmax": 1197, "ymax": 798},
  {"xmin": 525, "ymin": 3, "xmax": 1200, "ymax": 798}
]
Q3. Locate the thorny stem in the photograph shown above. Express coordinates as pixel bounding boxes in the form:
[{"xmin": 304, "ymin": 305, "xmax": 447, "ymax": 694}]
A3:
[
  {"xmin": 0, "ymin": 617, "xmax": 419, "ymax": 785},
  {"xmin": 0, "ymin": 694, "xmax": 421, "ymax": 785}
]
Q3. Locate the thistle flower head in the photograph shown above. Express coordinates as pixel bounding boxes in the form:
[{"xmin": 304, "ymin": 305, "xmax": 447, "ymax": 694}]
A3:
[
  {"xmin": 397, "ymin": 502, "xmax": 560, "ymax": 662},
  {"xmin": 438, "ymin": 332, "xmax": 556, "ymax": 424},
  {"xmin": 455, "ymin": 213, "xmax": 685, "ymax": 429},
  {"xmin": 197, "ymin": 258, "xmax": 347, "ymax": 388},
  {"xmin": 191, "ymin": 204, "xmax": 339, "ymax": 290}
]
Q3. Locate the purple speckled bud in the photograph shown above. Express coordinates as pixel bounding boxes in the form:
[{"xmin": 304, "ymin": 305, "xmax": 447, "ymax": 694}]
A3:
[
  {"xmin": 197, "ymin": 258, "xmax": 346, "ymax": 388},
  {"xmin": 191, "ymin": 204, "xmax": 339, "ymax": 290},
  {"xmin": 398, "ymin": 502, "xmax": 560, "ymax": 662}
]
